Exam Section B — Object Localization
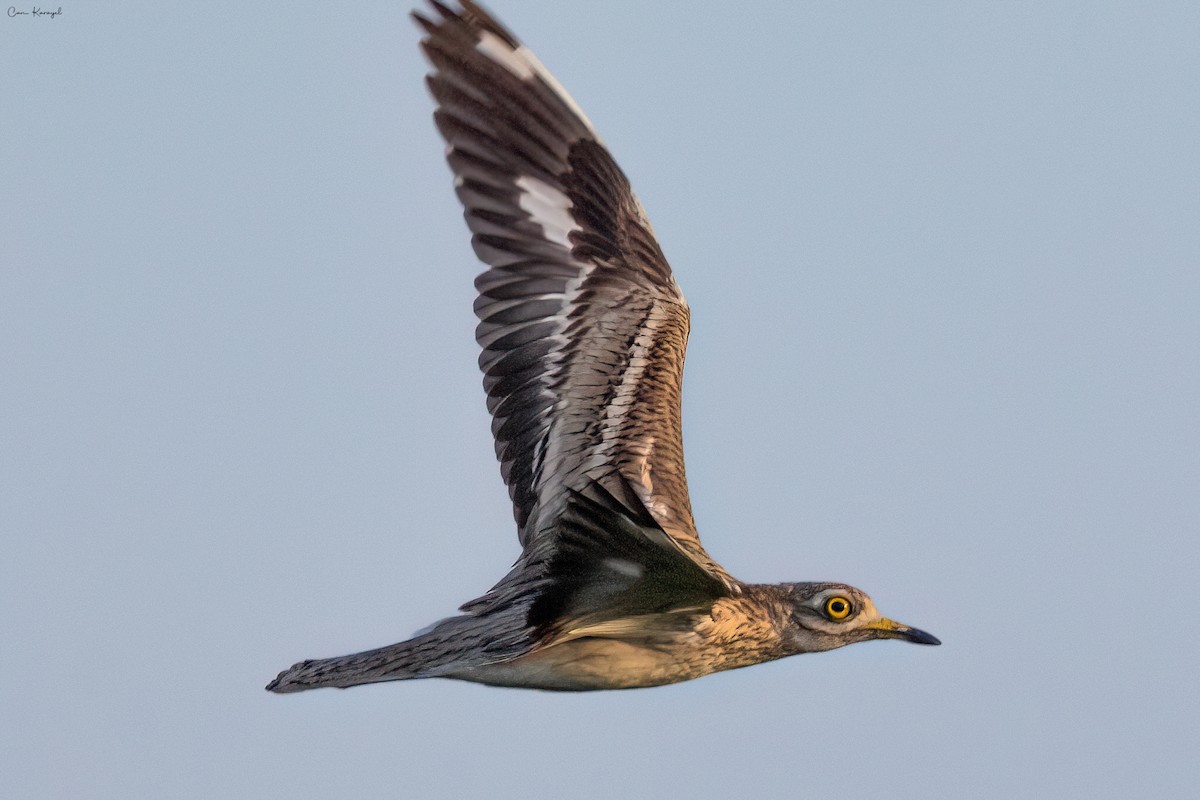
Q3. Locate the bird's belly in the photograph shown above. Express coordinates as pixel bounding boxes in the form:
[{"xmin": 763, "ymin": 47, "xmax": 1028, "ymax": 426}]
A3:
[{"xmin": 446, "ymin": 637, "xmax": 705, "ymax": 691}]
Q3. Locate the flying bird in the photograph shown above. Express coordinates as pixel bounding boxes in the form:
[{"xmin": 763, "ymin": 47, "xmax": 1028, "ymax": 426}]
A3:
[{"xmin": 267, "ymin": 0, "xmax": 938, "ymax": 694}]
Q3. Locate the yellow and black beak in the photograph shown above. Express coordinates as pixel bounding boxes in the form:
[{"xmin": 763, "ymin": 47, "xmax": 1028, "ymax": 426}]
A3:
[{"xmin": 867, "ymin": 618, "xmax": 941, "ymax": 646}]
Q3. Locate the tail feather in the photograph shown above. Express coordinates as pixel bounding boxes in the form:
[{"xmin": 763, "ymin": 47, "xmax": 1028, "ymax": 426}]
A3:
[
  {"xmin": 266, "ymin": 644, "xmax": 421, "ymax": 693},
  {"xmin": 266, "ymin": 610, "xmax": 534, "ymax": 693}
]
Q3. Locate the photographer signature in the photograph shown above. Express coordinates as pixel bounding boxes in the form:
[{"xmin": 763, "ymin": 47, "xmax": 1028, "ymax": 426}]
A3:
[{"xmin": 8, "ymin": 6, "xmax": 63, "ymax": 18}]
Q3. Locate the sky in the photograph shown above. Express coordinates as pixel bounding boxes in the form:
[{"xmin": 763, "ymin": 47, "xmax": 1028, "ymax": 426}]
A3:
[{"xmin": 3, "ymin": 1, "xmax": 1198, "ymax": 797}]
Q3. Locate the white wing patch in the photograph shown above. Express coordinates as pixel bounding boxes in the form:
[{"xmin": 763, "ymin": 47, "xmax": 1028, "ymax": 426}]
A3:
[
  {"xmin": 603, "ymin": 558, "xmax": 644, "ymax": 579},
  {"xmin": 516, "ymin": 174, "xmax": 577, "ymax": 249},
  {"xmin": 517, "ymin": 45, "xmax": 598, "ymax": 136},
  {"xmin": 471, "ymin": 30, "xmax": 598, "ymax": 137},
  {"xmin": 475, "ymin": 31, "xmax": 535, "ymax": 80}
]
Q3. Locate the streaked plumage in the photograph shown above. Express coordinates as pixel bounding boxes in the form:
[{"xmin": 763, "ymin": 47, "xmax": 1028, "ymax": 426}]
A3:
[{"xmin": 267, "ymin": 1, "xmax": 938, "ymax": 694}]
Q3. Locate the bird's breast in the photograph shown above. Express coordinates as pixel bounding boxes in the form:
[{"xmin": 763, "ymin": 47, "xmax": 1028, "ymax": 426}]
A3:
[{"xmin": 445, "ymin": 597, "xmax": 787, "ymax": 691}]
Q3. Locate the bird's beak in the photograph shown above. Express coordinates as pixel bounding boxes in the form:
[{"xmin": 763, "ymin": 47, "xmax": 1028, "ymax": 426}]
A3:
[{"xmin": 866, "ymin": 618, "xmax": 941, "ymax": 646}]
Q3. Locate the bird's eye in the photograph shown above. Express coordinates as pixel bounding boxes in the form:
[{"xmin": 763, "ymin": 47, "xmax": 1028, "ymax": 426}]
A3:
[{"xmin": 824, "ymin": 596, "xmax": 853, "ymax": 620}]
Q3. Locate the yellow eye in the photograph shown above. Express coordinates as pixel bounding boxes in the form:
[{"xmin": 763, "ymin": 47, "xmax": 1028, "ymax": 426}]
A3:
[{"xmin": 824, "ymin": 596, "xmax": 853, "ymax": 620}]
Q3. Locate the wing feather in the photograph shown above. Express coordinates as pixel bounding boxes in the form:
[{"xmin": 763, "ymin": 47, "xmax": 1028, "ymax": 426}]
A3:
[{"xmin": 415, "ymin": 1, "xmax": 733, "ymax": 590}]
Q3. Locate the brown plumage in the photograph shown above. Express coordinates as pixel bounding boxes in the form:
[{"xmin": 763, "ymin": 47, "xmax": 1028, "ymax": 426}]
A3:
[{"xmin": 266, "ymin": 1, "xmax": 938, "ymax": 695}]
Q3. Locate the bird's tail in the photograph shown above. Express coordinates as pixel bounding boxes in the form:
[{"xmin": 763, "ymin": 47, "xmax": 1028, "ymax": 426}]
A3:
[
  {"xmin": 265, "ymin": 610, "xmax": 532, "ymax": 693},
  {"xmin": 266, "ymin": 641, "xmax": 423, "ymax": 693}
]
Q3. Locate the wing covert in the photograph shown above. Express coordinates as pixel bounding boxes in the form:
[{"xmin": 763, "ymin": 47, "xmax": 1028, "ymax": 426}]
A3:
[{"xmin": 415, "ymin": 1, "xmax": 729, "ymax": 585}]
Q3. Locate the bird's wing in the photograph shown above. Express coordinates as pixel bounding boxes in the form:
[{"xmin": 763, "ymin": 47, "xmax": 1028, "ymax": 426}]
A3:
[{"xmin": 415, "ymin": 1, "xmax": 733, "ymax": 588}]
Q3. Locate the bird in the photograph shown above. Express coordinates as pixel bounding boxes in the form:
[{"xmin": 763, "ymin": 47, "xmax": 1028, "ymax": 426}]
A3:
[{"xmin": 266, "ymin": 0, "xmax": 939, "ymax": 694}]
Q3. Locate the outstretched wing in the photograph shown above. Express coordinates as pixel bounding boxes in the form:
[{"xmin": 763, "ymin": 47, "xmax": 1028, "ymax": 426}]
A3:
[{"xmin": 414, "ymin": 1, "xmax": 731, "ymax": 586}]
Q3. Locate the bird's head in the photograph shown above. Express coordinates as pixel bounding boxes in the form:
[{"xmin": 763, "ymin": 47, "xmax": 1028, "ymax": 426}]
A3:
[{"xmin": 775, "ymin": 582, "xmax": 940, "ymax": 654}]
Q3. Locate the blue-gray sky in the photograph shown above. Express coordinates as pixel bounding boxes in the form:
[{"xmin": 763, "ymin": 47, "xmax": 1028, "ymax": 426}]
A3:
[{"xmin": 3, "ymin": 2, "xmax": 1197, "ymax": 797}]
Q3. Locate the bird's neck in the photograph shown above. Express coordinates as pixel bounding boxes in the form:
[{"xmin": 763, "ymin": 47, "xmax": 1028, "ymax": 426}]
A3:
[{"xmin": 692, "ymin": 585, "xmax": 793, "ymax": 671}]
